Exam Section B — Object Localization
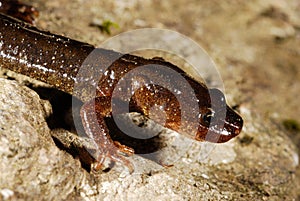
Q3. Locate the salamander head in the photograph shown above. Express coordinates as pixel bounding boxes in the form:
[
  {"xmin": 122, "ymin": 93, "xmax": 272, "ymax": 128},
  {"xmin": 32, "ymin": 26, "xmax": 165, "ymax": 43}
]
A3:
[{"xmin": 196, "ymin": 88, "xmax": 243, "ymax": 143}]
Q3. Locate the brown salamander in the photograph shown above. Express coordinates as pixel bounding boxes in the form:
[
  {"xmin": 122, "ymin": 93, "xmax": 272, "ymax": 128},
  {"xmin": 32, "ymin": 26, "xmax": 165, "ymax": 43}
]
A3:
[{"xmin": 0, "ymin": 2, "xmax": 243, "ymax": 171}]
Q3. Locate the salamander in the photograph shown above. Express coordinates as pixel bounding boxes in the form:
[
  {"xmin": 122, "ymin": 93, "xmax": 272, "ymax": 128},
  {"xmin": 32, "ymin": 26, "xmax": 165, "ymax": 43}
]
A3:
[{"xmin": 0, "ymin": 1, "xmax": 243, "ymax": 171}]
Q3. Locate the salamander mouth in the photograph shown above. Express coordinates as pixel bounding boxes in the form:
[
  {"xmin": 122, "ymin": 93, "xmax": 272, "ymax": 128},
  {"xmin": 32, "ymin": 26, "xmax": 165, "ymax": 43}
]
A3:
[{"xmin": 197, "ymin": 106, "xmax": 243, "ymax": 143}]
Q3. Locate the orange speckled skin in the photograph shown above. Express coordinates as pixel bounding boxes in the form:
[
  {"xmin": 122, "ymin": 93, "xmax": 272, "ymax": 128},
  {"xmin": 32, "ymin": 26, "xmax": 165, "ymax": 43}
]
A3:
[{"xmin": 0, "ymin": 3, "xmax": 243, "ymax": 171}]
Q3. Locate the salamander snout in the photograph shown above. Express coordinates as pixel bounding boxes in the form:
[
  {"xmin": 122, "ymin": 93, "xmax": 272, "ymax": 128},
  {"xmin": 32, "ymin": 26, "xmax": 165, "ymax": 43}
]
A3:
[
  {"xmin": 196, "ymin": 88, "xmax": 243, "ymax": 143},
  {"xmin": 216, "ymin": 106, "xmax": 243, "ymax": 143}
]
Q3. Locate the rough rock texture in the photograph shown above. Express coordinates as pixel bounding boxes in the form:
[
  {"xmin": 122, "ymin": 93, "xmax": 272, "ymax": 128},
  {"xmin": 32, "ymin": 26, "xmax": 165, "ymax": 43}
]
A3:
[
  {"xmin": 0, "ymin": 0, "xmax": 300, "ymax": 200},
  {"xmin": 0, "ymin": 79, "xmax": 88, "ymax": 200}
]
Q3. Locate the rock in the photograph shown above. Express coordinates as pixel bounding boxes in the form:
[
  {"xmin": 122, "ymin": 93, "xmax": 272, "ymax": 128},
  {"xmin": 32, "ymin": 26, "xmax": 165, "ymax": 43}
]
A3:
[
  {"xmin": 0, "ymin": 79, "xmax": 86, "ymax": 200},
  {"xmin": 0, "ymin": 73, "xmax": 298, "ymax": 200}
]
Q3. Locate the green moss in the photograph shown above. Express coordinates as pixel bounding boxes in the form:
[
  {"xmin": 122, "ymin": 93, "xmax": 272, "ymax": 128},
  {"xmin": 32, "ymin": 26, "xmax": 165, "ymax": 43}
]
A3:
[
  {"xmin": 95, "ymin": 20, "xmax": 119, "ymax": 35},
  {"xmin": 282, "ymin": 119, "xmax": 300, "ymax": 132}
]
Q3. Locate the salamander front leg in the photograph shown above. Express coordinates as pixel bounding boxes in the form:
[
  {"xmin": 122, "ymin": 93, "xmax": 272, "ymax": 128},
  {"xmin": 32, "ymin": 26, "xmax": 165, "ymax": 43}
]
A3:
[{"xmin": 80, "ymin": 97, "xmax": 134, "ymax": 172}]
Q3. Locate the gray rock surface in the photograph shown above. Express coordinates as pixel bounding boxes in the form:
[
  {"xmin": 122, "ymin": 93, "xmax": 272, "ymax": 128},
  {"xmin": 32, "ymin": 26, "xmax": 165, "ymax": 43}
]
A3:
[
  {"xmin": 0, "ymin": 79, "xmax": 87, "ymax": 200},
  {"xmin": 0, "ymin": 0, "xmax": 300, "ymax": 200}
]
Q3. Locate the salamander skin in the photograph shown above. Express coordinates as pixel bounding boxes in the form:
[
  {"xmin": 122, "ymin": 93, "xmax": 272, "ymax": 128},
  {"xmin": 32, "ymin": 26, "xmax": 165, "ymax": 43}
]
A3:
[
  {"xmin": 0, "ymin": 0, "xmax": 39, "ymax": 24},
  {"xmin": 0, "ymin": 10, "xmax": 243, "ymax": 171}
]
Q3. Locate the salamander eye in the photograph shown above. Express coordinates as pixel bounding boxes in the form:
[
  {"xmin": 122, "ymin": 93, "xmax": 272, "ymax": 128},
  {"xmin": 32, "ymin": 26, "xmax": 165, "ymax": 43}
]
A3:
[{"xmin": 200, "ymin": 109, "xmax": 215, "ymax": 127}]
